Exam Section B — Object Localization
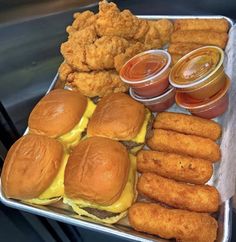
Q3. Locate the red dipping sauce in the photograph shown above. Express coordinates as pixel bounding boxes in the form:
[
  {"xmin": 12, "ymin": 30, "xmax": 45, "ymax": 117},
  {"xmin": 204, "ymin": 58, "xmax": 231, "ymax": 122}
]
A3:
[
  {"xmin": 176, "ymin": 76, "xmax": 230, "ymax": 119},
  {"xmin": 120, "ymin": 50, "xmax": 171, "ymax": 98}
]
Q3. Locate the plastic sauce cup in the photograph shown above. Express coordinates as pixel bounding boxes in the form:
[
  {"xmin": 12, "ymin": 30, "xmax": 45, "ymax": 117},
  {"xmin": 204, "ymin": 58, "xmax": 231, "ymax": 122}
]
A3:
[
  {"xmin": 120, "ymin": 50, "xmax": 171, "ymax": 98},
  {"xmin": 129, "ymin": 86, "xmax": 176, "ymax": 112},
  {"xmin": 170, "ymin": 46, "xmax": 226, "ymax": 100},
  {"xmin": 175, "ymin": 76, "xmax": 230, "ymax": 119}
]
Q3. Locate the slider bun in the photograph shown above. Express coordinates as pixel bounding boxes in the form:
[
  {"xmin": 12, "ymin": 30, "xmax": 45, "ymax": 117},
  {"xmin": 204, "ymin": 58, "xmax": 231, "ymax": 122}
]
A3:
[
  {"xmin": 65, "ymin": 137, "xmax": 130, "ymax": 205},
  {"xmin": 87, "ymin": 93, "xmax": 145, "ymax": 140},
  {"xmin": 28, "ymin": 89, "xmax": 87, "ymax": 138},
  {"xmin": 1, "ymin": 134, "xmax": 64, "ymax": 200}
]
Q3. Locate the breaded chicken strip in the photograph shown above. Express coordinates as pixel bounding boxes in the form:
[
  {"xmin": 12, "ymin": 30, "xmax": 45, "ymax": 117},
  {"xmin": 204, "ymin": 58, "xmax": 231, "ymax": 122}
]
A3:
[
  {"xmin": 154, "ymin": 112, "xmax": 222, "ymax": 140},
  {"xmin": 85, "ymin": 36, "xmax": 129, "ymax": 70},
  {"xmin": 58, "ymin": 62, "xmax": 74, "ymax": 82},
  {"xmin": 137, "ymin": 150, "xmax": 213, "ymax": 184},
  {"xmin": 128, "ymin": 202, "xmax": 218, "ymax": 242},
  {"xmin": 96, "ymin": 0, "xmax": 147, "ymax": 39},
  {"xmin": 147, "ymin": 129, "xmax": 221, "ymax": 162},
  {"xmin": 61, "ymin": 26, "xmax": 97, "ymax": 71},
  {"xmin": 138, "ymin": 173, "xmax": 220, "ymax": 213},
  {"xmin": 66, "ymin": 70, "xmax": 128, "ymax": 97},
  {"xmin": 66, "ymin": 10, "xmax": 98, "ymax": 35}
]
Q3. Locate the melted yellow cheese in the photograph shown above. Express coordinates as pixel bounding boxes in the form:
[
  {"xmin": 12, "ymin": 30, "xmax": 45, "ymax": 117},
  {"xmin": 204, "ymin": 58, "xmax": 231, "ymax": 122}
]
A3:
[
  {"xmin": 24, "ymin": 154, "xmax": 69, "ymax": 205},
  {"xmin": 63, "ymin": 154, "xmax": 137, "ymax": 214},
  {"xmin": 130, "ymin": 109, "xmax": 151, "ymax": 144},
  {"xmin": 58, "ymin": 99, "xmax": 96, "ymax": 149}
]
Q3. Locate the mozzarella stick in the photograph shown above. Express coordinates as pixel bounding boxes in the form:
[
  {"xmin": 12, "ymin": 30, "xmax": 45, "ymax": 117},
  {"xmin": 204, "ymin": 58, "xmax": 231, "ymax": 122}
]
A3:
[
  {"xmin": 128, "ymin": 202, "xmax": 218, "ymax": 242},
  {"xmin": 137, "ymin": 150, "xmax": 213, "ymax": 184},
  {"xmin": 171, "ymin": 54, "xmax": 182, "ymax": 65},
  {"xmin": 154, "ymin": 112, "xmax": 222, "ymax": 140},
  {"xmin": 147, "ymin": 129, "xmax": 221, "ymax": 162},
  {"xmin": 168, "ymin": 42, "xmax": 203, "ymax": 55},
  {"xmin": 137, "ymin": 173, "xmax": 220, "ymax": 213},
  {"xmin": 171, "ymin": 30, "xmax": 228, "ymax": 49},
  {"xmin": 174, "ymin": 19, "xmax": 229, "ymax": 32}
]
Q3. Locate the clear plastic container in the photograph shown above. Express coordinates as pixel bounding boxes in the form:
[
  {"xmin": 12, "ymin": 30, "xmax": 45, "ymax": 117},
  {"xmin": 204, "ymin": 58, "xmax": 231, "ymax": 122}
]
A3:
[
  {"xmin": 170, "ymin": 46, "xmax": 226, "ymax": 100},
  {"xmin": 120, "ymin": 50, "xmax": 171, "ymax": 98},
  {"xmin": 175, "ymin": 76, "xmax": 230, "ymax": 119},
  {"xmin": 129, "ymin": 86, "xmax": 176, "ymax": 112}
]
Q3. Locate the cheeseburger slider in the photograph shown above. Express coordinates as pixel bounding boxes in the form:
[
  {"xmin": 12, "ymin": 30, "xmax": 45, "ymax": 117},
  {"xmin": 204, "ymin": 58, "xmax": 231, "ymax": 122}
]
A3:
[
  {"xmin": 87, "ymin": 93, "xmax": 152, "ymax": 153},
  {"xmin": 1, "ymin": 134, "xmax": 68, "ymax": 205},
  {"xmin": 64, "ymin": 136, "xmax": 136, "ymax": 224},
  {"xmin": 28, "ymin": 89, "xmax": 96, "ymax": 149}
]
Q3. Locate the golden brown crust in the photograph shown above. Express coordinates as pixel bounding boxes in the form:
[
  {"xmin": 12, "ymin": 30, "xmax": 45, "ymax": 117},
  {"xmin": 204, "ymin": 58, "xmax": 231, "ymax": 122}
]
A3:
[
  {"xmin": 128, "ymin": 202, "xmax": 218, "ymax": 242},
  {"xmin": 137, "ymin": 173, "xmax": 220, "ymax": 213},
  {"xmin": 64, "ymin": 137, "xmax": 130, "ymax": 205},
  {"xmin": 137, "ymin": 150, "xmax": 213, "ymax": 184},
  {"xmin": 154, "ymin": 112, "xmax": 222, "ymax": 140},
  {"xmin": 1, "ymin": 134, "xmax": 64, "ymax": 200},
  {"xmin": 28, "ymin": 89, "xmax": 87, "ymax": 138},
  {"xmin": 87, "ymin": 93, "xmax": 145, "ymax": 140},
  {"xmin": 147, "ymin": 129, "xmax": 221, "ymax": 162}
]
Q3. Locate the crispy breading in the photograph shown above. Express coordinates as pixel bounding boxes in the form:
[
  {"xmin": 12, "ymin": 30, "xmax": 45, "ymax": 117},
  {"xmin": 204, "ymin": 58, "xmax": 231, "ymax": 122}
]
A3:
[
  {"xmin": 137, "ymin": 150, "xmax": 213, "ymax": 184},
  {"xmin": 171, "ymin": 54, "xmax": 183, "ymax": 65},
  {"xmin": 128, "ymin": 202, "xmax": 218, "ymax": 242},
  {"xmin": 85, "ymin": 36, "xmax": 130, "ymax": 70},
  {"xmin": 137, "ymin": 173, "xmax": 220, "ymax": 213},
  {"xmin": 171, "ymin": 30, "xmax": 228, "ymax": 49},
  {"xmin": 168, "ymin": 42, "xmax": 203, "ymax": 55},
  {"xmin": 96, "ymin": 0, "xmax": 145, "ymax": 39},
  {"xmin": 174, "ymin": 19, "xmax": 229, "ymax": 32},
  {"xmin": 149, "ymin": 19, "xmax": 174, "ymax": 45},
  {"xmin": 147, "ymin": 129, "xmax": 221, "ymax": 162},
  {"xmin": 154, "ymin": 112, "xmax": 222, "ymax": 140},
  {"xmin": 66, "ymin": 70, "xmax": 128, "ymax": 97},
  {"xmin": 58, "ymin": 62, "xmax": 74, "ymax": 82}
]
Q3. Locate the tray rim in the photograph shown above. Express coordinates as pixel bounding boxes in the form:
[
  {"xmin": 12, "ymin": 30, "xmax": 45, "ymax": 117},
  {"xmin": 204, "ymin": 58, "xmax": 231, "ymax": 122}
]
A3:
[{"xmin": 0, "ymin": 14, "xmax": 234, "ymax": 242}]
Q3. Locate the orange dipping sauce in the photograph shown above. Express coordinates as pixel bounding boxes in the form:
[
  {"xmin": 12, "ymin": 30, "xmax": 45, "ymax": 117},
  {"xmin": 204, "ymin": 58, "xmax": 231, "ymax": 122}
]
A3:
[{"xmin": 120, "ymin": 50, "xmax": 171, "ymax": 98}]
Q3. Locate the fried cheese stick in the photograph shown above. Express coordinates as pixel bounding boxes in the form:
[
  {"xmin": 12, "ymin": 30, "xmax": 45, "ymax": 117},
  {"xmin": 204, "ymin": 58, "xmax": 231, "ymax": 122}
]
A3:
[
  {"xmin": 137, "ymin": 150, "xmax": 213, "ymax": 184},
  {"xmin": 147, "ymin": 129, "xmax": 221, "ymax": 162},
  {"xmin": 154, "ymin": 112, "xmax": 222, "ymax": 141},
  {"xmin": 137, "ymin": 173, "xmax": 220, "ymax": 213},
  {"xmin": 171, "ymin": 54, "xmax": 182, "ymax": 65},
  {"xmin": 171, "ymin": 30, "xmax": 228, "ymax": 49},
  {"xmin": 174, "ymin": 19, "xmax": 229, "ymax": 32},
  {"xmin": 128, "ymin": 202, "xmax": 218, "ymax": 242},
  {"xmin": 168, "ymin": 42, "xmax": 203, "ymax": 55}
]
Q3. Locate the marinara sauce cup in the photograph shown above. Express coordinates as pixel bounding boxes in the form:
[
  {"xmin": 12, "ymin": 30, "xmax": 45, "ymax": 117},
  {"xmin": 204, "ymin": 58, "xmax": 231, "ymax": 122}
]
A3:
[
  {"xmin": 130, "ymin": 86, "xmax": 176, "ymax": 112},
  {"xmin": 170, "ymin": 46, "xmax": 227, "ymax": 100},
  {"xmin": 175, "ymin": 76, "xmax": 230, "ymax": 119},
  {"xmin": 120, "ymin": 50, "xmax": 171, "ymax": 98}
]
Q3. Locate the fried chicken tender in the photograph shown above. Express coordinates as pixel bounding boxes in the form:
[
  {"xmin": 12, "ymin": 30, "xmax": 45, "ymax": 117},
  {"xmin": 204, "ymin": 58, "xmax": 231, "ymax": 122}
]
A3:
[
  {"xmin": 96, "ymin": 0, "xmax": 146, "ymax": 39},
  {"xmin": 147, "ymin": 129, "xmax": 221, "ymax": 162},
  {"xmin": 171, "ymin": 30, "xmax": 228, "ymax": 49},
  {"xmin": 154, "ymin": 112, "xmax": 222, "ymax": 140},
  {"xmin": 85, "ymin": 36, "xmax": 130, "ymax": 70},
  {"xmin": 61, "ymin": 26, "xmax": 98, "ymax": 71},
  {"xmin": 138, "ymin": 173, "xmax": 220, "ymax": 213},
  {"xmin": 137, "ymin": 150, "xmax": 213, "ymax": 184},
  {"xmin": 66, "ymin": 70, "xmax": 128, "ymax": 97},
  {"xmin": 174, "ymin": 18, "xmax": 229, "ymax": 32},
  {"xmin": 58, "ymin": 62, "xmax": 74, "ymax": 82},
  {"xmin": 66, "ymin": 11, "xmax": 98, "ymax": 35},
  {"xmin": 128, "ymin": 202, "xmax": 218, "ymax": 242},
  {"xmin": 149, "ymin": 19, "xmax": 174, "ymax": 45},
  {"xmin": 168, "ymin": 42, "xmax": 203, "ymax": 55}
]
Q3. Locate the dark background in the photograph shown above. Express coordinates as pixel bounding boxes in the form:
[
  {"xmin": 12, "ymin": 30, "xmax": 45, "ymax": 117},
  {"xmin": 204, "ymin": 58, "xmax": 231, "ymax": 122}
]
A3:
[{"xmin": 0, "ymin": 0, "xmax": 236, "ymax": 241}]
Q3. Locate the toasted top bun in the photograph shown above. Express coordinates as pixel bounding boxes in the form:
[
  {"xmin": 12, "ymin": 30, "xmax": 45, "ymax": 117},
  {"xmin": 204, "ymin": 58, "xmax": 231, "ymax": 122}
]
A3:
[
  {"xmin": 28, "ymin": 89, "xmax": 87, "ymax": 138},
  {"xmin": 64, "ymin": 137, "xmax": 130, "ymax": 206},
  {"xmin": 87, "ymin": 93, "xmax": 145, "ymax": 140},
  {"xmin": 1, "ymin": 134, "xmax": 64, "ymax": 200}
]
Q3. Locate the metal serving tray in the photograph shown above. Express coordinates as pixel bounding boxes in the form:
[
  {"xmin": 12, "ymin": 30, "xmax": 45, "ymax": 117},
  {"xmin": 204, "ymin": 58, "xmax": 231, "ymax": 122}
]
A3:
[{"xmin": 0, "ymin": 15, "xmax": 235, "ymax": 242}]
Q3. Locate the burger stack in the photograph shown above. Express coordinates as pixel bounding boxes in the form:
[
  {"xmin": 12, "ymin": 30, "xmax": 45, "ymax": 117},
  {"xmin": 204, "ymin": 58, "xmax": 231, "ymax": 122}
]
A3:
[{"xmin": 1, "ymin": 89, "xmax": 152, "ymax": 224}]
